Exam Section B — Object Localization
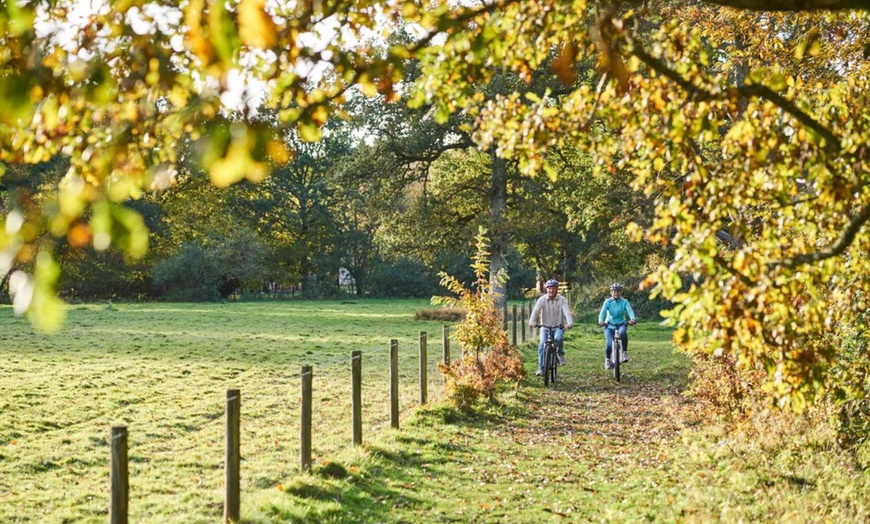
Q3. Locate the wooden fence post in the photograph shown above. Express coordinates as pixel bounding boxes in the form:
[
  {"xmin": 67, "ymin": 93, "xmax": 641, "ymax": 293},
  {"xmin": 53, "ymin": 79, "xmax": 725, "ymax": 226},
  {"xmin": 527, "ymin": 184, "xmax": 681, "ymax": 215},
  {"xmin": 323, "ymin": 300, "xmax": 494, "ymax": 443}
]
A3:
[
  {"xmin": 511, "ymin": 304, "xmax": 517, "ymax": 346},
  {"xmin": 521, "ymin": 307, "xmax": 526, "ymax": 343},
  {"xmin": 351, "ymin": 351, "xmax": 362, "ymax": 446},
  {"xmin": 225, "ymin": 390, "xmax": 240, "ymax": 524},
  {"xmin": 419, "ymin": 331, "xmax": 427, "ymax": 405},
  {"xmin": 442, "ymin": 325, "xmax": 450, "ymax": 366},
  {"xmin": 110, "ymin": 426, "xmax": 128, "ymax": 524},
  {"xmin": 300, "ymin": 366, "xmax": 313, "ymax": 472},
  {"xmin": 390, "ymin": 339, "xmax": 399, "ymax": 429}
]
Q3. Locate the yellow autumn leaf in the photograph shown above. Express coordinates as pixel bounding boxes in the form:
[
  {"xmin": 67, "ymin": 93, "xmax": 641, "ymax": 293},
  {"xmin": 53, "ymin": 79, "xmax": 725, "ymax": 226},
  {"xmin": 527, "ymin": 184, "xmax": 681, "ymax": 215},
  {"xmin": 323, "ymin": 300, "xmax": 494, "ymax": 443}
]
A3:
[
  {"xmin": 239, "ymin": 0, "xmax": 278, "ymax": 49},
  {"xmin": 184, "ymin": 0, "xmax": 214, "ymax": 64},
  {"xmin": 733, "ymin": 251, "xmax": 746, "ymax": 272},
  {"xmin": 311, "ymin": 104, "xmax": 329, "ymax": 126},
  {"xmin": 210, "ymin": 141, "xmax": 251, "ymax": 187},
  {"xmin": 359, "ymin": 72, "xmax": 378, "ymax": 97},
  {"xmin": 266, "ymin": 138, "xmax": 291, "ymax": 163},
  {"xmin": 298, "ymin": 119, "xmax": 322, "ymax": 142}
]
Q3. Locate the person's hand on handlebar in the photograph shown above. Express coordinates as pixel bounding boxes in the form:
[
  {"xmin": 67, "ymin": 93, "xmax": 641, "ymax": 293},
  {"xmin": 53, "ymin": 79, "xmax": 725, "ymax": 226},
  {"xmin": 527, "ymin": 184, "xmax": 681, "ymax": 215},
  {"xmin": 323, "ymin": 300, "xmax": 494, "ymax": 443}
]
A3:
[
  {"xmin": 598, "ymin": 321, "xmax": 606, "ymax": 327},
  {"xmin": 629, "ymin": 320, "xmax": 636, "ymax": 326}
]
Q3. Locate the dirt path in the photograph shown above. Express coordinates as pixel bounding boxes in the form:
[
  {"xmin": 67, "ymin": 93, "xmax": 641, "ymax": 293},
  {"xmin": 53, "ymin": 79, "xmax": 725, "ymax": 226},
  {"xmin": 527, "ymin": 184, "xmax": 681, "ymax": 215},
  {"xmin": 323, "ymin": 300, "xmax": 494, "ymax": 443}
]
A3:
[
  {"xmin": 381, "ymin": 364, "xmax": 694, "ymax": 522},
  {"xmin": 513, "ymin": 370, "xmax": 689, "ymax": 462}
]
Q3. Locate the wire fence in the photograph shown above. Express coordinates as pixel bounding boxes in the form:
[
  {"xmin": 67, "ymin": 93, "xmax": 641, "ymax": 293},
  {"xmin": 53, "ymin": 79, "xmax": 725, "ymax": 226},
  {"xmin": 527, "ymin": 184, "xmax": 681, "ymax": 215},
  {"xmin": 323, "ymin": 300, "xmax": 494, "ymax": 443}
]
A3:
[{"xmin": 107, "ymin": 301, "xmax": 537, "ymax": 524}]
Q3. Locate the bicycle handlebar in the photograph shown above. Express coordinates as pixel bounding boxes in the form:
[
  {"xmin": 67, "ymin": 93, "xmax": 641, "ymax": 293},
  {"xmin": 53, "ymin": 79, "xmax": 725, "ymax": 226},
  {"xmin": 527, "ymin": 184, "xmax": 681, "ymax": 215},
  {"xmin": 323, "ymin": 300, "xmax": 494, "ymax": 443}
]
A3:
[{"xmin": 599, "ymin": 320, "xmax": 635, "ymax": 327}]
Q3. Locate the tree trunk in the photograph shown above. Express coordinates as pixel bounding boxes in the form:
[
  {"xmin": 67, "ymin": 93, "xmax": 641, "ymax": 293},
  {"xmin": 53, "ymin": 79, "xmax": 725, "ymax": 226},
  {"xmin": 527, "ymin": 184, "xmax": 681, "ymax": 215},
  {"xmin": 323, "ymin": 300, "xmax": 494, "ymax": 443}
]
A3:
[
  {"xmin": 489, "ymin": 146, "xmax": 508, "ymax": 311},
  {"xmin": 0, "ymin": 271, "xmax": 9, "ymax": 297}
]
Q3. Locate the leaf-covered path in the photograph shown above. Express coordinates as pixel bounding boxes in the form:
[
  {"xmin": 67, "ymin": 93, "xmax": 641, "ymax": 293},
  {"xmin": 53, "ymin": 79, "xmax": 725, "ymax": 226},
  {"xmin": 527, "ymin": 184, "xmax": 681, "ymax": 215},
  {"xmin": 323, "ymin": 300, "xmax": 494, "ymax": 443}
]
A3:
[
  {"xmin": 268, "ymin": 332, "xmax": 868, "ymax": 523},
  {"xmin": 319, "ymin": 347, "xmax": 698, "ymax": 524},
  {"xmin": 409, "ymin": 364, "xmax": 692, "ymax": 522}
]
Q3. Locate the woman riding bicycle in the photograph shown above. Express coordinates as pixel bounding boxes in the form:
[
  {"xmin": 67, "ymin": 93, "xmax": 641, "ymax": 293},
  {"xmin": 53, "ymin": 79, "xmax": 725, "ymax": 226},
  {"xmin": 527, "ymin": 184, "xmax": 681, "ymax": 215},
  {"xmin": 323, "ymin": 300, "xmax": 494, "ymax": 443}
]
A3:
[
  {"xmin": 598, "ymin": 283, "xmax": 636, "ymax": 370},
  {"xmin": 529, "ymin": 279, "xmax": 573, "ymax": 376}
]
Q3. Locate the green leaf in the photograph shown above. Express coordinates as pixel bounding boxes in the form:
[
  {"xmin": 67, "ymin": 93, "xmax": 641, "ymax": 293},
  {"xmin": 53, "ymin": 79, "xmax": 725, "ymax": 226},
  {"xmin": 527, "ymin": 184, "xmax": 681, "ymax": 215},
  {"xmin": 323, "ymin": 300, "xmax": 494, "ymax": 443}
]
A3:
[
  {"xmin": 767, "ymin": 72, "xmax": 787, "ymax": 92},
  {"xmin": 29, "ymin": 252, "xmax": 66, "ymax": 333},
  {"xmin": 208, "ymin": 0, "xmax": 241, "ymax": 66},
  {"xmin": 4, "ymin": 2, "xmax": 35, "ymax": 36},
  {"xmin": 90, "ymin": 201, "xmax": 149, "ymax": 259},
  {"xmin": 298, "ymin": 118, "xmax": 322, "ymax": 142}
]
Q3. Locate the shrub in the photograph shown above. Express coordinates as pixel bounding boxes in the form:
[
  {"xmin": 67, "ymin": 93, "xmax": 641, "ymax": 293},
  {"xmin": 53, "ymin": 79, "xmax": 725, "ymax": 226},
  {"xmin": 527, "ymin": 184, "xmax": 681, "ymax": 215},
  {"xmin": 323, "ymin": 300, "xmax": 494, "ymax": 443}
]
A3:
[
  {"xmin": 414, "ymin": 308, "xmax": 465, "ymax": 322},
  {"xmin": 433, "ymin": 228, "xmax": 526, "ymax": 411},
  {"xmin": 152, "ymin": 241, "xmax": 220, "ymax": 301},
  {"xmin": 567, "ymin": 278, "xmax": 674, "ymax": 320},
  {"xmin": 366, "ymin": 257, "xmax": 439, "ymax": 297},
  {"xmin": 152, "ymin": 229, "xmax": 268, "ymax": 301},
  {"xmin": 684, "ymin": 351, "xmax": 766, "ymax": 421}
]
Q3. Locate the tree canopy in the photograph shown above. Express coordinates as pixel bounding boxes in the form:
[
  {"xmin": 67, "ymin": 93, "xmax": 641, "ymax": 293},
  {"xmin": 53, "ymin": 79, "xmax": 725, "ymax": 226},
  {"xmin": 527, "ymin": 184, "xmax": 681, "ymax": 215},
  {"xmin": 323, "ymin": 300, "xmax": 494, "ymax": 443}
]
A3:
[{"xmin": 2, "ymin": 0, "xmax": 870, "ymax": 407}]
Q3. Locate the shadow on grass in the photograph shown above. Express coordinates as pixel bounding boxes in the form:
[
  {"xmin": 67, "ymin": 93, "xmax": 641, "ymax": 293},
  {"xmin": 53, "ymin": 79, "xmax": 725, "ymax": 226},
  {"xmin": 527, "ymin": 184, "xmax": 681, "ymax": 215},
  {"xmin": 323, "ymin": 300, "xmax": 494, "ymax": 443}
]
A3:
[
  {"xmin": 241, "ymin": 451, "xmax": 426, "ymax": 523},
  {"xmin": 242, "ymin": 401, "xmax": 535, "ymax": 523}
]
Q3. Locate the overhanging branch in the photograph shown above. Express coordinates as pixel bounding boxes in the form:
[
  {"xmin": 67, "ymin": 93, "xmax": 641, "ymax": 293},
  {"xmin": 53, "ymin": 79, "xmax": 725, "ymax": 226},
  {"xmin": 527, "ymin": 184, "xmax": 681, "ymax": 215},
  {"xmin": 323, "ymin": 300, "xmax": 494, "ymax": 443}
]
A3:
[
  {"xmin": 735, "ymin": 84, "xmax": 841, "ymax": 153},
  {"xmin": 768, "ymin": 202, "xmax": 870, "ymax": 268},
  {"xmin": 698, "ymin": 0, "xmax": 870, "ymax": 11},
  {"xmin": 631, "ymin": 42, "xmax": 870, "ymax": 271},
  {"xmin": 632, "ymin": 47, "xmax": 841, "ymax": 152}
]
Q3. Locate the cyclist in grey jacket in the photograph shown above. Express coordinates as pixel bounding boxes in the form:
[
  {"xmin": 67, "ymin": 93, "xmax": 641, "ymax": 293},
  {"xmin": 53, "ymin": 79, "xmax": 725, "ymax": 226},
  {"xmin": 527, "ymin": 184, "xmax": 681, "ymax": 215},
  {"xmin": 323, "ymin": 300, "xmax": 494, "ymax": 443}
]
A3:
[{"xmin": 529, "ymin": 279, "xmax": 573, "ymax": 375}]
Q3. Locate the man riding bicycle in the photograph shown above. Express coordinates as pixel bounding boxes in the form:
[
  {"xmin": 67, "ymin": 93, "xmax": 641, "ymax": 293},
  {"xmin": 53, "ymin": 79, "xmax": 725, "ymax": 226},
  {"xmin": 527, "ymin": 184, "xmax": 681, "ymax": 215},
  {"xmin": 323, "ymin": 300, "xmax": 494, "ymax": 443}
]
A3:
[
  {"xmin": 529, "ymin": 279, "xmax": 573, "ymax": 376},
  {"xmin": 598, "ymin": 283, "xmax": 636, "ymax": 370}
]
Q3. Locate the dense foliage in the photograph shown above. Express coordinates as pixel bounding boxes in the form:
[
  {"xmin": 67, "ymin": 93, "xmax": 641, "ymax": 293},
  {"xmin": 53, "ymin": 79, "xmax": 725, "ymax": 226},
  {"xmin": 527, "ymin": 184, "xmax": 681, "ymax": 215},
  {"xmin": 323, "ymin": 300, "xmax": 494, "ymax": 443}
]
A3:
[{"xmin": 2, "ymin": 0, "xmax": 870, "ymax": 412}]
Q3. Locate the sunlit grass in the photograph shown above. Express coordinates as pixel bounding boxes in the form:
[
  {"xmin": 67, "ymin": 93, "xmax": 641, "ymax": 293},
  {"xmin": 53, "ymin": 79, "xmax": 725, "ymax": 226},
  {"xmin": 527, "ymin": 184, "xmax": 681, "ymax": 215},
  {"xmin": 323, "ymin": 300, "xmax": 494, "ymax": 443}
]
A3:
[
  {"xmin": 3, "ymin": 301, "xmax": 868, "ymax": 522},
  {"xmin": 0, "ymin": 299, "xmax": 455, "ymax": 523}
]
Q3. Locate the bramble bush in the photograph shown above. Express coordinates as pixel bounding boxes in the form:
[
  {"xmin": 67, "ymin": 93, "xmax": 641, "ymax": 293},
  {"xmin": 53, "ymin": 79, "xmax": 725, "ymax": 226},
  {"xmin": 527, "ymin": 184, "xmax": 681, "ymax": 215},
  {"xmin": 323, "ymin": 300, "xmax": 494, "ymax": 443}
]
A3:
[
  {"xmin": 684, "ymin": 351, "xmax": 766, "ymax": 422},
  {"xmin": 682, "ymin": 288, "xmax": 870, "ymax": 457},
  {"xmin": 433, "ymin": 228, "xmax": 526, "ymax": 411},
  {"xmin": 413, "ymin": 308, "xmax": 465, "ymax": 322}
]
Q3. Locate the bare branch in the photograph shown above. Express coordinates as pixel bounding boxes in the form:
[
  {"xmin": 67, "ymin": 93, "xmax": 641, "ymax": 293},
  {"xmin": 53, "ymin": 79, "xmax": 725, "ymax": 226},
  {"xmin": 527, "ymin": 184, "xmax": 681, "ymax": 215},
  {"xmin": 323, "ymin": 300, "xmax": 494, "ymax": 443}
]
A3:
[
  {"xmin": 698, "ymin": 0, "xmax": 870, "ymax": 11},
  {"xmin": 632, "ymin": 46, "xmax": 842, "ymax": 154},
  {"xmin": 716, "ymin": 230, "xmax": 745, "ymax": 250},
  {"xmin": 768, "ymin": 203, "xmax": 870, "ymax": 268}
]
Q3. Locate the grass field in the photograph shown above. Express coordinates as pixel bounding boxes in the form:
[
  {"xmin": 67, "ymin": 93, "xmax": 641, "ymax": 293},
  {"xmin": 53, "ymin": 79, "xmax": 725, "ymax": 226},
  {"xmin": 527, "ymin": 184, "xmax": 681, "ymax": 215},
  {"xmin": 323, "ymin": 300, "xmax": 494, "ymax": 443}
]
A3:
[
  {"xmin": 2, "ymin": 300, "xmax": 868, "ymax": 523},
  {"xmin": 0, "ymin": 299, "xmax": 455, "ymax": 523}
]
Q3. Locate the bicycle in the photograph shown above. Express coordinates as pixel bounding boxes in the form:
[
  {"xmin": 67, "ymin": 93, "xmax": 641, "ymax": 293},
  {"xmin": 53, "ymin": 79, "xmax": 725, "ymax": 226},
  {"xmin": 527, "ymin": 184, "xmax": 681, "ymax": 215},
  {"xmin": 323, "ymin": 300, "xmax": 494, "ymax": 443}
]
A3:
[
  {"xmin": 602, "ymin": 322, "xmax": 628, "ymax": 382},
  {"xmin": 539, "ymin": 325, "xmax": 563, "ymax": 386}
]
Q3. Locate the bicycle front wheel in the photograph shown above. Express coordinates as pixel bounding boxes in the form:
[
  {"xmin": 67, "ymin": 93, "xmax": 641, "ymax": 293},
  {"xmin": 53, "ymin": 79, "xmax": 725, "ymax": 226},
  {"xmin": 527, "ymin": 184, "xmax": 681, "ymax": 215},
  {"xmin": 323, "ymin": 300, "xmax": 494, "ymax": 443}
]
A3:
[
  {"xmin": 549, "ymin": 348, "xmax": 558, "ymax": 385},
  {"xmin": 544, "ymin": 345, "xmax": 555, "ymax": 386},
  {"xmin": 613, "ymin": 339, "xmax": 621, "ymax": 382}
]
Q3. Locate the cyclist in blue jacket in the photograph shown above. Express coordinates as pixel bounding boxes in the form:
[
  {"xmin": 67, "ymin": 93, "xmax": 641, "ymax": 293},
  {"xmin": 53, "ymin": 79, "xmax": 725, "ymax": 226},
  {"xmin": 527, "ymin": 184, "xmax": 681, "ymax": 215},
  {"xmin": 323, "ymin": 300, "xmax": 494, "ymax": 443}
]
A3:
[{"xmin": 597, "ymin": 283, "xmax": 636, "ymax": 369}]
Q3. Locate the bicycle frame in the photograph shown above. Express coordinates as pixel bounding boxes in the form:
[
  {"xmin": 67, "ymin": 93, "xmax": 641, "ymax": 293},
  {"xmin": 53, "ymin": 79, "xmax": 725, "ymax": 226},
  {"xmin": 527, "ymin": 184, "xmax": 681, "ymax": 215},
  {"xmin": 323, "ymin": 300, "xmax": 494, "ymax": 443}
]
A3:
[
  {"xmin": 539, "ymin": 325, "xmax": 563, "ymax": 386},
  {"xmin": 604, "ymin": 322, "xmax": 627, "ymax": 382}
]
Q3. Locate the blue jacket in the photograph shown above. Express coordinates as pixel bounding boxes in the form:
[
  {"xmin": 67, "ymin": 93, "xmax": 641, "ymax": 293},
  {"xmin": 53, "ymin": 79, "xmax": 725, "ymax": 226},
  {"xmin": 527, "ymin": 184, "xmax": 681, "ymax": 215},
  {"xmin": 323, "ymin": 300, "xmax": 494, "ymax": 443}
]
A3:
[{"xmin": 598, "ymin": 297, "xmax": 636, "ymax": 325}]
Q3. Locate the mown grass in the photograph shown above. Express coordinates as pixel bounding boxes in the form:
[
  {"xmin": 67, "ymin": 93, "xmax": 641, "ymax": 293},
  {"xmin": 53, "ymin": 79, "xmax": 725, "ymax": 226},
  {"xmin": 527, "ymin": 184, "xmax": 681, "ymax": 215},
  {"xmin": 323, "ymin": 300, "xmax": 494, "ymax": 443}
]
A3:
[
  {"xmin": 2, "ymin": 301, "xmax": 868, "ymax": 523},
  {"xmin": 0, "ymin": 299, "xmax": 456, "ymax": 523}
]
